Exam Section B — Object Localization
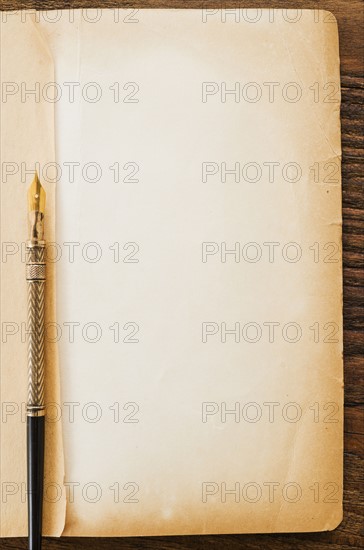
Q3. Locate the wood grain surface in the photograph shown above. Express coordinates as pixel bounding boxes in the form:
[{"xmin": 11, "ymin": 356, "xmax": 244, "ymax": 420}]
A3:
[{"xmin": 1, "ymin": 1, "xmax": 363, "ymax": 549}]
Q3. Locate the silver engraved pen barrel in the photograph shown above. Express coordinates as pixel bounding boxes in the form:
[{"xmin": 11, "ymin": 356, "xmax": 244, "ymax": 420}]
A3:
[
  {"xmin": 27, "ymin": 173, "xmax": 46, "ymax": 418},
  {"xmin": 26, "ymin": 172, "xmax": 46, "ymax": 550}
]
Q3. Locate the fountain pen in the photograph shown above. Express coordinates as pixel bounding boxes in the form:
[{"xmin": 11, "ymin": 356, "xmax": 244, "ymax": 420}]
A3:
[{"xmin": 26, "ymin": 173, "xmax": 46, "ymax": 550}]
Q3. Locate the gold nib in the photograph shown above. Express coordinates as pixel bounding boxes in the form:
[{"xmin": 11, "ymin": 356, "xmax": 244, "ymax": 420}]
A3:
[
  {"xmin": 28, "ymin": 172, "xmax": 46, "ymax": 214},
  {"xmin": 28, "ymin": 172, "xmax": 46, "ymax": 241}
]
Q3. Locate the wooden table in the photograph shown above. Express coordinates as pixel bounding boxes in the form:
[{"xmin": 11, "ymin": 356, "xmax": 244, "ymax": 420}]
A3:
[{"xmin": 1, "ymin": 1, "xmax": 363, "ymax": 548}]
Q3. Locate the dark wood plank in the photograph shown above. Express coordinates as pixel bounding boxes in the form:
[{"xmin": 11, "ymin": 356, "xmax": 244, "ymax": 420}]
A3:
[{"xmin": 1, "ymin": 1, "xmax": 363, "ymax": 549}]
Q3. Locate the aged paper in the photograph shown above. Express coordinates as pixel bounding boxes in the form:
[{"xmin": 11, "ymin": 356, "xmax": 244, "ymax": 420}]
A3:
[
  {"xmin": 0, "ymin": 13, "xmax": 66, "ymax": 536},
  {"xmin": 1, "ymin": 9, "xmax": 342, "ymax": 536}
]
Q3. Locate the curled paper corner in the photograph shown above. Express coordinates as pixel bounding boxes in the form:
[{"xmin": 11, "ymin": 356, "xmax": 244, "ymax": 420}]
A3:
[{"xmin": 322, "ymin": 505, "xmax": 344, "ymax": 532}]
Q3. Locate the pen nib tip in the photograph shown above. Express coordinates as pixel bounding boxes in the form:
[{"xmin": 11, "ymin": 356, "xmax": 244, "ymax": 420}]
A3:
[{"xmin": 28, "ymin": 172, "xmax": 46, "ymax": 213}]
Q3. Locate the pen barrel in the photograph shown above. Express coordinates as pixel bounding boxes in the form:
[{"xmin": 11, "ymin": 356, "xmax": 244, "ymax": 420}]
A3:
[{"xmin": 26, "ymin": 242, "xmax": 46, "ymax": 417}]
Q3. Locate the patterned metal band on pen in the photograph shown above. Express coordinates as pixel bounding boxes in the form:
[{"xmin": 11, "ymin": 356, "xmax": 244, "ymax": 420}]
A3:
[{"xmin": 26, "ymin": 243, "xmax": 46, "ymax": 417}]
